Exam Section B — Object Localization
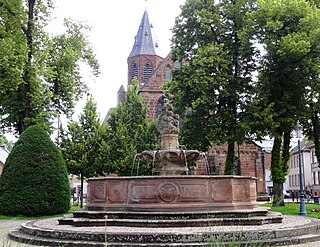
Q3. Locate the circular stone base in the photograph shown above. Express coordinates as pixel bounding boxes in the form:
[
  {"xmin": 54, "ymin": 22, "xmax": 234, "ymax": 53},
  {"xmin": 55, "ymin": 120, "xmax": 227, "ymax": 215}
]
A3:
[{"xmin": 9, "ymin": 215, "xmax": 320, "ymax": 246}]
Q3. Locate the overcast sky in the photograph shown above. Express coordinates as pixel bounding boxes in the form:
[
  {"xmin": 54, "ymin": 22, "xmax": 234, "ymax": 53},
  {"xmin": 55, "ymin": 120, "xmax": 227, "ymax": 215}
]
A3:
[{"xmin": 49, "ymin": 0, "xmax": 186, "ymax": 119}]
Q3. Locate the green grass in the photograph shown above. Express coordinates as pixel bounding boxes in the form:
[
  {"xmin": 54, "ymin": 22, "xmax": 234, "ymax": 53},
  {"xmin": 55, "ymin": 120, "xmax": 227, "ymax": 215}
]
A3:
[
  {"xmin": 0, "ymin": 206, "xmax": 79, "ymax": 220},
  {"xmin": 264, "ymin": 202, "xmax": 320, "ymax": 218}
]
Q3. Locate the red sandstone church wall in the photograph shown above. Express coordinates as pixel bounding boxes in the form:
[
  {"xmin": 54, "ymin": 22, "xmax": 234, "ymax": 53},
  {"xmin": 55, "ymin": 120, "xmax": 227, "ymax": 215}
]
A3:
[
  {"xmin": 194, "ymin": 142, "xmax": 267, "ymax": 194},
  {"xmin": 139, "ymin": 57, "xmax": 174, "ymax": 120}
]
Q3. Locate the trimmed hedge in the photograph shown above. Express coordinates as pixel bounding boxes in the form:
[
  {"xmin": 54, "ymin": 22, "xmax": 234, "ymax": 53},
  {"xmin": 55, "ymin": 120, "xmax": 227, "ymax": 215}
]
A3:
[{"xmin": 0, "ymin": 124, "xmax": 70, "ymax": 216}]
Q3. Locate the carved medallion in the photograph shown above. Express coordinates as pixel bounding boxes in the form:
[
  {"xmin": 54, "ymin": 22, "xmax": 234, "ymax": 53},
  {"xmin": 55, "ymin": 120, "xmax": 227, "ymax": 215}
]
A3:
[{"xmin": 158, "ymin": 183, "xmax": 179, "ymax": 202}]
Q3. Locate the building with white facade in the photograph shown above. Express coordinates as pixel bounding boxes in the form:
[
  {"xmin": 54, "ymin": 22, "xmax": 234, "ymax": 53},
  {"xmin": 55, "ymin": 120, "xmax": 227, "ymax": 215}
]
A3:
[
  {"xmin": 285, "ymin": 141, "xmax": 319, "ymax": 198},
  {"xmin": 0, "ymin": 144, "xmax": 10, "ymax": 175}
]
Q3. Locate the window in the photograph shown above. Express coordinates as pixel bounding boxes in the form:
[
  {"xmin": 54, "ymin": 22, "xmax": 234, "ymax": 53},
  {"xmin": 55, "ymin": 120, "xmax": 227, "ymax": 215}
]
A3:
[
  {"xmin": 312, "ymin": 150, "xmax": 318, "ymax": 164},
  {"xmin": 289, "ymin": 175, "xmax": 292, "ymax": 187},
  {"xmin": 165, "ymin": 65, "xmax": 171, "ymax": 80},
  {"xmin": 131, "ymin": 63, "xmax": 138, "ymax": 81},
  {"xmin": 143, "ymin": 61, "xmax": 153, "ymax": 83}
]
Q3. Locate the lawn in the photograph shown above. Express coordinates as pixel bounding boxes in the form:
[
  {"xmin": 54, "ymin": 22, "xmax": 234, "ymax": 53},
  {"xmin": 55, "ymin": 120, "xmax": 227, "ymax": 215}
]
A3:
[
  {"xmin": 264, "ymin": 202, "xmax": 320, "ymax": 218},
  {"xmin": 0, "ymin": 206, "xmax": 79, "ymax": 220}
]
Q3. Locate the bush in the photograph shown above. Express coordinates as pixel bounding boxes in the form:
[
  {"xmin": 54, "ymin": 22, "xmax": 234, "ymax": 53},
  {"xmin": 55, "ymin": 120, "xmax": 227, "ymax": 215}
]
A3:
[{"xmin": 0, "ymin": 124, "xmax": 70, "ymax": 216}]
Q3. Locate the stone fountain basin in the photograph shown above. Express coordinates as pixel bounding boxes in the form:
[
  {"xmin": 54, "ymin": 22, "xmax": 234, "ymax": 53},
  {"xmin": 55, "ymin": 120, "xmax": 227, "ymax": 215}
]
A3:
[
  {"xmin": 138, "ymin": 150, "xmax": 201, "ymax": 164},
  {"xmin": 87, "ymin": 175, "xmax": 257, "ymax": 212}
]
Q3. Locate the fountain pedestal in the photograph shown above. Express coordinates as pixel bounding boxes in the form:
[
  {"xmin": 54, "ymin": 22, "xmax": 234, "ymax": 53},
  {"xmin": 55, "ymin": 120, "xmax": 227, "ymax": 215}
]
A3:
[
  {"xmin": 160, "ymin": 133, "xmax": 179, "ymax": 150},
  {"xmin": 87, "ymin": 175, "xmax": 258, "ymax": 212}
]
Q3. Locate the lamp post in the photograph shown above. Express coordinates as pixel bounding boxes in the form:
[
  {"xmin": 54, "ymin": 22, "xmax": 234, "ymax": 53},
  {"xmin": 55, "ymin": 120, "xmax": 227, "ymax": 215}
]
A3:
[
  {"xmin": 295, "ymin": 120, "xmax": 306, "ymax": 216},
  {"xmin": 235, "ymin": 142, "xmax": 241, "ymax": 175}
]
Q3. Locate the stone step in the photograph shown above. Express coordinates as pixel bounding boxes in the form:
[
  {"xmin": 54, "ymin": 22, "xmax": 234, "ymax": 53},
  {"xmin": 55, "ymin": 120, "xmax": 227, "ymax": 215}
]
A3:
[
  {"xmin": 59, "ymin": 213, "xmax": 283, "ymax": 227},
  {"xmin": 9, "ymin": 227, "xmax": 320, "ymax": 247},
  {"xmin": 71, "ymin": 208, "xmax": 271, "ymax": 220},
  {"xmin": 10, "ymin": 217, "xmax": 320, "ymax": 242}
]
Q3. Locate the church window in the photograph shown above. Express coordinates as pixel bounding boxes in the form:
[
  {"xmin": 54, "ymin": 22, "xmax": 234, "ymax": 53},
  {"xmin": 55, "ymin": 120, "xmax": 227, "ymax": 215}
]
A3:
[
  {"xmin": 143, "ymin": 61, "xmax": 153, "ymax": 83},
  {"xmin": 131, "ymin": 63, "xmax": 138, "ymax": 81},
  {"xmin": 165, "ymin": 65, "xmax": 172, "ymax": 80}
]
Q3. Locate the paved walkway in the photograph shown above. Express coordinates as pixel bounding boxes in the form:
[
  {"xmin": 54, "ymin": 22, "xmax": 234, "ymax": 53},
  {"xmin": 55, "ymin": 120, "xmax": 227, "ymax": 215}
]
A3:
[
  {"xmin": 1, "ymin": 218, "xmax": 320, "ymax": 246},
  {"xmin": 0, "ymin": 220, "xmax": 33, "ymax": 246}
]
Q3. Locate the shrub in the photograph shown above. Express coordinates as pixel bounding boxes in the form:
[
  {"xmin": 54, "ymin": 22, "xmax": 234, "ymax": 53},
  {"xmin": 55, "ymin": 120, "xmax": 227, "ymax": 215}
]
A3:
[{"xmin": 0, "ymin": 124, "xmax": 70, "ymax": 216}]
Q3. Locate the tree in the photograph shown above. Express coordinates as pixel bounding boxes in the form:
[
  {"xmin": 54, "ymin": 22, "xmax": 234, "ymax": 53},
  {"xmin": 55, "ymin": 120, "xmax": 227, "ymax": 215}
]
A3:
[
  {"xmin": 0, "ymin": 124, "xmax": 70, "ymax": 216},
  {"xmin": 0, "ymin": 0, "xmax": 99, "ymax": 135},
  {"xmin": 60, "ymin": 96, "xmax": 105, "ymax": 208},
  {"xmin": 168, "ymin": 0, "xmax": 258, "ymax": 174},
  {"xmin": 103, "ymin": 80, "xmax": 158, "ymax": 176},
  {"xmin": 303, "ymin": 0, "xmax": 320, "ymax": 167},
  {"xmin": 254, "ymin": 0, "xmax": 320, "ymax": 203}
]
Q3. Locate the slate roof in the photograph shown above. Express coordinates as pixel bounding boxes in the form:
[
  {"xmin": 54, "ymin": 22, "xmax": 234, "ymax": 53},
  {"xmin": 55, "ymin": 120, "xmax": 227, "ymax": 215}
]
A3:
[
  {"xmin": 128, "ymin": 11, "xmax": 157, "ymax": 58},
  {"xmin": 117, "ymin": 85, "xmax": 126, "ymax": 94}
]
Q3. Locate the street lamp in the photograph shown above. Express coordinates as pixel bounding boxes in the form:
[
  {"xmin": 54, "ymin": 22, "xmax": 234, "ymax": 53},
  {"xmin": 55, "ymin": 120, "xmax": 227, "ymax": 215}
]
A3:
[
  {"xmin": 235, "ymin": 142, "xmax": 241, "ymax": 175},
  {"xmin": 295, "ymin": 120, "xmax": 306, "ymax": 216}
]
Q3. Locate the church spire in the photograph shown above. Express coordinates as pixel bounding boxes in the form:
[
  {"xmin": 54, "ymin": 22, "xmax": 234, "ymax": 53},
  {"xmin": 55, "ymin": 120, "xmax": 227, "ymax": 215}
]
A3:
[{"xmin": 128, "ymin": 10, "xmax": 157, "ymax": 58}]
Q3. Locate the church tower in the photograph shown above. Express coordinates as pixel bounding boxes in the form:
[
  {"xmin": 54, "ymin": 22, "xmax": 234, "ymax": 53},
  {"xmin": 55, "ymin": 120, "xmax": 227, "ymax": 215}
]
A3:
[
  {"xmin": 126, "ymin": 10, "xmax": 175, "ymax": 119},
  {"xmin": 127, "ymin": 10, "xmax": 163, "ymax": 86}
]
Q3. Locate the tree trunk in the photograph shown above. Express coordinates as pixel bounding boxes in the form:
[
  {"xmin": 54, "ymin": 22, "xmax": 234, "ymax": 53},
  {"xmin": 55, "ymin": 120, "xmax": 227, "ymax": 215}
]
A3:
[
  {"xmin": 272, "ymin": 181, "xmax": 284, "ymax": 206},
  {"xmin": 312, "ymin": 110, "xmax": 320, "ymax": 167},
  {"xmin": 224, "ymin": 141, "xmax": 235, "ymax": 175},
  {"xmin": 282, "ymin": 130, "xmax": 291, "ymax": 173},
  {"xmin": 19, "ymin": 0, "xmax": 36, "ymax": 134},
  {"xmin": 271, "ymin": 135, "xmax": 285, "ymax": 205}
]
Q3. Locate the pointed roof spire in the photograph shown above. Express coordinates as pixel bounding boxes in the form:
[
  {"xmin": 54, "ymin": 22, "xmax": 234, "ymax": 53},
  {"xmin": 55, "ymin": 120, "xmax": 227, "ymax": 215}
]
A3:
[
  {"xmin": 117, "ymin": 85, "xmax": 126, "ymax": 94},
  {"xmin": 129, "ymin": 10, "xmax": 157, "ymax": 58}
]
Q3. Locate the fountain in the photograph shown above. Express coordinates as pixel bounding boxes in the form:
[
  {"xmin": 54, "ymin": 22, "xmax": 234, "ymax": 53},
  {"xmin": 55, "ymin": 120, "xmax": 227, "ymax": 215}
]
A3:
[{"xmin": 68, "ymin": 98, "xmax": 279, "ymax": 215}]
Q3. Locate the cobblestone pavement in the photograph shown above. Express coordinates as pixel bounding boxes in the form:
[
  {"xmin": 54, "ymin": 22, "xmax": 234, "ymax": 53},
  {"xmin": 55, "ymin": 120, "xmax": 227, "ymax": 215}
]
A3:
[{"xmin": 1, "ymin": 219, "xmax": 320, "ymax": 246}]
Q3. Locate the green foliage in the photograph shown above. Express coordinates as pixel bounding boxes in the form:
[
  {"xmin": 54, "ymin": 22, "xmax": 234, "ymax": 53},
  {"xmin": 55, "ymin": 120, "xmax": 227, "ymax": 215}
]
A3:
[
  {"xmin": 270, "ymin": 137, "xmax": 286, "ymax": 183},
  {"xmin": 0, "ymin": 124, "xmax": 70, "ymax": 216},
  {"xmin": 255, "ymin": 0, "xmax": 320, "ymax": 191},
  {"xmin": 169, "ymin": 0, "xmax": 258, "ymax": 174},
  {"xmin": 0, "ymin": 0, "xmax": 99, "ymax": 135},
  {"xmin": 60, "ymin": 96, "xmax": 105, "ymax": 179},
  {"xmin": 103, "ymin": 80, "xmax": 158, "ymax": 176},
  {"xmin": 0, "ymin": 136, "xmax": 14, "ymax": 151}
]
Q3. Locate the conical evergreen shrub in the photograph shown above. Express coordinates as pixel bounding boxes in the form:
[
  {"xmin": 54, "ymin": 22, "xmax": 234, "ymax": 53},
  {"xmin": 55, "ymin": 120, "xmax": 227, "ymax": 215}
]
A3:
[{"xmin": 0, "ymin": 124, "xmax": 70, "ymax": 216}]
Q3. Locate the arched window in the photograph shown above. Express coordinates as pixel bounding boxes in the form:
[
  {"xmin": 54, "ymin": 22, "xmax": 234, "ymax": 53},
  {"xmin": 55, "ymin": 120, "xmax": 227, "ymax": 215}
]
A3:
[
  {"xmin": 131, "ymin": 63, "xmax": 138, "ymax": 81},
  {"xmin": 143, "ymin": 61, "xmax": 153, "ymax": 83},
  {"xmin": 165, "ymin": 65, "xmax": 171, "ymax": 80}
]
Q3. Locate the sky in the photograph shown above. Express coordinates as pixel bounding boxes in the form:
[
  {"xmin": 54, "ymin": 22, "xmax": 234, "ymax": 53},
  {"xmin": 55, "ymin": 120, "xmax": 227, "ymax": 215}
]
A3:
[{"xmin": 49, "ymin": 0, "xmax": 186, "ymax": 119}]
